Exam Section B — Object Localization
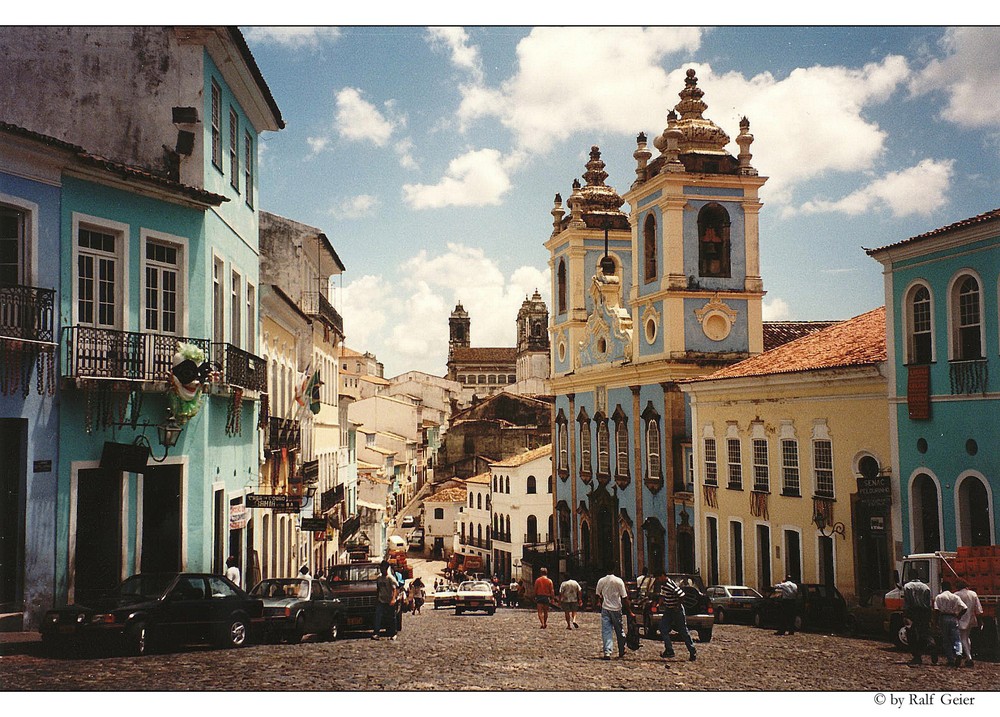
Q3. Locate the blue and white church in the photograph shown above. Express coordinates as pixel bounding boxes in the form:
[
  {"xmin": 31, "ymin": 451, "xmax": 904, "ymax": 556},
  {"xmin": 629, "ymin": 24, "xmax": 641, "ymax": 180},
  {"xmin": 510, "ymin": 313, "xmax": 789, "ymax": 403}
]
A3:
[{"xmin": 547, "ymin": 70, "xmax": 768, "ymax": 580}]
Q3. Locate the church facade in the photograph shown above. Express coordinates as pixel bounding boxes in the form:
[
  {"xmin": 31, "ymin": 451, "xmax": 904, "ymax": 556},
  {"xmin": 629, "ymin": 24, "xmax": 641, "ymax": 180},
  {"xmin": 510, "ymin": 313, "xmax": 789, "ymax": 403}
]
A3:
[{"xmin": 548, "ymin": 70, "xmax": 767, "ymax": 580}]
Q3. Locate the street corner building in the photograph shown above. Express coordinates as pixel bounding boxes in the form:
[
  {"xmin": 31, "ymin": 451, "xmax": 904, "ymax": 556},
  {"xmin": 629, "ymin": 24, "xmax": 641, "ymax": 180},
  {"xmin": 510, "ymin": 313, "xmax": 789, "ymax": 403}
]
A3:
[{"xmin": 0, "ymin": 27, "xmax": 283, "ymax": 629}]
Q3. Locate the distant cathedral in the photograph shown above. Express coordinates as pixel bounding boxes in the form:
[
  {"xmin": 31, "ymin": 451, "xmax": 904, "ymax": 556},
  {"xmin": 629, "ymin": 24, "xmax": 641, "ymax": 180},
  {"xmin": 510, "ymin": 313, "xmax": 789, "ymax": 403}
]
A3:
[{"xmin": 446, "ymin": 291, "xmax": 551, "ymax": 404}]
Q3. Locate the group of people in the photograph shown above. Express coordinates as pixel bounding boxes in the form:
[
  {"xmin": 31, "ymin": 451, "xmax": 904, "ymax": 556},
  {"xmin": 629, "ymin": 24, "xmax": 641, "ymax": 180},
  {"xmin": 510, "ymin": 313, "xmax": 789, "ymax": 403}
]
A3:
[
  {"xmin": 530, "ymin": 565, "xmax": 696, "ymax": 664},
  {"xmin": 903, "ymin": 575, "xmax": 984, "ymax": 667}
]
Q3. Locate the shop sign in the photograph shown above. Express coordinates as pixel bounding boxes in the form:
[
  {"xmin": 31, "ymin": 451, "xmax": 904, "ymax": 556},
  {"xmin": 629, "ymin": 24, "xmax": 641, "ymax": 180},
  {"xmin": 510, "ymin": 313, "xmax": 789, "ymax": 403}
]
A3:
[
  {"xmin": 229, "ymin": 501, "xmax": 247, "ymax": 530},
  {"xmin": 870, "ymin": 515, "xmax": 885, "ymax": 533},
  {"xmin": 857, "ymin": 474, "xmax": 891, "ymax": 507},
  {"xmin": 246, "ymin": 493, "xmax": 301, "ymax": 512},
  {"xmin": 300, "ymin": 517, "xmax": 328, "ymax": 532}
]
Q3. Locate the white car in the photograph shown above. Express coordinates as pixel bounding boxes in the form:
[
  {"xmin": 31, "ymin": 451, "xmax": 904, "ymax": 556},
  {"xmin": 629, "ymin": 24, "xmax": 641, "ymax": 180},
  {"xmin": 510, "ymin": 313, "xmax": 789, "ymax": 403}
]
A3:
[
  {"xmin": 454, "ymin": 580, "xmax": 496, "ymax": 615},
  {"xmin": 401, "ymin": 515, "xmax": 415, "ymax": 528}
]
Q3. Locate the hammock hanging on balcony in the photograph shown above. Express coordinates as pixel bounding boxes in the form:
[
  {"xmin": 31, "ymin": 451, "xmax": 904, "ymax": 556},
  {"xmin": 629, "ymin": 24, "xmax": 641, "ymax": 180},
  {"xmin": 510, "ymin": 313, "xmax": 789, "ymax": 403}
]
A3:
[
  {"xmin": 226, "ymin": 387, "xmax": 244, "ymax": 436},
  {"xmin": 0, "ymin": 340, "xmax": 56, "ymax": 397}
]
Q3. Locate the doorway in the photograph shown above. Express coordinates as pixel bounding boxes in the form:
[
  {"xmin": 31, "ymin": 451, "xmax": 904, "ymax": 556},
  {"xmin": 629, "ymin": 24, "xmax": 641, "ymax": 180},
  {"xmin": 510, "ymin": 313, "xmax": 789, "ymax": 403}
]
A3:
[
  {"xmin": 75, "ymin": 467, "xmax": 122, "ymax": 605},
  {"xmin": 784, "ymin": 529, "xmax": 802, "ymax": 583},
  {"xmin": 818, "ymin": 535, "xmax": 834, "ymax": 587},
  {"xmin": 756, "ymin": 525, "xmax": 772, "ymax": 592},
  {"xmin": 140, "ymin": 464, "xmax": 181, "ymax": 573},
  {"xmin": 0, "ymin": 419, "xmax": 26, "ymax": 611}
]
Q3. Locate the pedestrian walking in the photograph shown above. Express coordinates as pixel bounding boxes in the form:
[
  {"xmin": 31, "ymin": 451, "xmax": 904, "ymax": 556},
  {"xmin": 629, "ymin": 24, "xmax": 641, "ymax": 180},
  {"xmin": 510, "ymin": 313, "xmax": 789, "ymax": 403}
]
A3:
[
  {"xmin": 773, "ymin": 575, "xmax": 799, "ymax": 635},
  {"xmin": 559, "ymin": 575, "xmax": 582, "ymax": 629},
  {"xmin": 533, "ymin": 567, "xmax": 555, "ymax": 628},
  {"xmin": 516, "ymin": 579, "xmax": 526, "ymax": 607},
  {"xmin": 297, "ymin": 564, "xmax": 312, "ymax": 597},
  {"xmin": 595, "ymin": 566, "xmax": 633, "ymax": 660},
  {"xmin": 410, "ymin": 578, "xmax": 426, "ymax": 615},
  {"xmin": 655, "ymin": 570, "xmax": 696, "ymax": 661},
  {"xmin": 225, "ymin": 555, "xmax": 241, "ymax": 588},
  {"xmin": 903, "ymin": 572, "xmax": 935, "ymax": 665},
  {"xmin": 954, "ymin": 578, "xmax": 984, "ymax": 667},
  {"xmin": 509, "ymin": 579, "xmax": 519, "ymax": 607},
  {"xmin": 934, "ymin": 580, "xmax": 968, "ymax": 667},
  {"xmin": 371, "ymin": 561, "xmax": 399, "ymax": 641}
]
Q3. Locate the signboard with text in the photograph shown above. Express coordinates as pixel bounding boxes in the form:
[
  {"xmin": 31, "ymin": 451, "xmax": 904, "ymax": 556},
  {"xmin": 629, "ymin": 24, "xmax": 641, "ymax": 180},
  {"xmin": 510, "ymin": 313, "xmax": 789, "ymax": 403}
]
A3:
[
  {"xmin": 245, "ymin": 493, "xmax": 301, "ymax": 512},
  {"xmin": 857, "ymin": 475, "xmax": 892, "ymax": 508}
]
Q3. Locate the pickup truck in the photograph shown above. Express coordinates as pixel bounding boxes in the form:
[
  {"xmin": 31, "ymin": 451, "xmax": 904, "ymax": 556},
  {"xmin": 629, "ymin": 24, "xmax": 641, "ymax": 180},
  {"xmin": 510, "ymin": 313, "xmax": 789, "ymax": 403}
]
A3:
[{"xmin": 326, "ymin": 562, "xmax": 403, "ymax": 635}]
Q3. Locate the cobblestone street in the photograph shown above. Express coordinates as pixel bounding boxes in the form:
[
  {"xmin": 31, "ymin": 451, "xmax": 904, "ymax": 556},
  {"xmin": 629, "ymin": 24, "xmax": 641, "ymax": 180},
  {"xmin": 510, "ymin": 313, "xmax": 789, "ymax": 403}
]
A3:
[{"xmin": 3, "ymin": 602, "xmax": 998, "ymax": 693}]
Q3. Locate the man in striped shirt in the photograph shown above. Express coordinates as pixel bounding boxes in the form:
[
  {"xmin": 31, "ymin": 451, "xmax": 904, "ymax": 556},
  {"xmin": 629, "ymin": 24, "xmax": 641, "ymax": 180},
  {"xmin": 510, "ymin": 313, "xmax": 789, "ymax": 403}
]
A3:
[{"xmin": 656, "ymin": 570, "xmax": 696, "ymax": 662}]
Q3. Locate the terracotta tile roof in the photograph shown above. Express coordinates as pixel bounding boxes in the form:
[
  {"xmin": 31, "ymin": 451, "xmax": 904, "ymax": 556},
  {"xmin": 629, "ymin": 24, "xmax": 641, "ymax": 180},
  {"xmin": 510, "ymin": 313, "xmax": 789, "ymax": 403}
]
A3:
[
  {"xmin": 867, "ymin": 207, "xmax": 1000, "ymax": 254},
  {"xmin": 490, "ymin": 444, "xmax": 552, "ymax": 468},
  {"xmin": 763, "ymin": 321, "xmax": 840, "ymax": 351},
  {"xmin": 426, "ymin": 486, "xmax": 467, "ymax": 503},
  {"xmin": 450, "ymin": 347, "xmax": 517, "ymax": 364},
  {"xmin": 1, "ymin": 121, "xmax": 229, "ymax": 206},
  {"xmin": 691, "ymin": 307, "xmax": 885, "ymax": 382},
  {"xmin": 465, "ymin": 472, "xmax": 491, "ymax": 484}
]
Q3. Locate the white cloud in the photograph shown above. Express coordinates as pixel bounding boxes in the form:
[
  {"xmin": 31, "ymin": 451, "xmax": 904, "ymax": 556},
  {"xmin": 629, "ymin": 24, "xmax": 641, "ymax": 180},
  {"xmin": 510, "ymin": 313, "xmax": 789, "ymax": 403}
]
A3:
[
  {"xmin": 341, "ymin": 244, "xmax": 550, "ymax": 376},
  {"xmin": 910, "ymin": 27, "xmax": 1000, "ymax": 128},
  {"xmin": 306, "ymin": 136, "xmax": 329, "ymax": 154},
  {"xmin": 791, "ymin": 159, "xmax": 955, "ymax": 218},
  {"xmin": 402, "ymin": 148, "xmax": 512, "ymax": 209},
  {"xmin": 762, "ymin": 297, "xmax": 792, "ymax": 321},
  {"xmin": 242, "ymin": 27, "xmax": 341, "ymax": 49},
  {"xmin": 335, "ymin": 87, "xmax": 396, "ymax": 146},
  {"xmin": 426, "ymin": 27, "xmax": 484, "ymax": 83},
  {"xmin": 395, "ymin": 137, "xmax": 418, "ymax": 170},
  {"xmin": 329, "ymin": 194, "xmax": 379, "ymax": 219}
]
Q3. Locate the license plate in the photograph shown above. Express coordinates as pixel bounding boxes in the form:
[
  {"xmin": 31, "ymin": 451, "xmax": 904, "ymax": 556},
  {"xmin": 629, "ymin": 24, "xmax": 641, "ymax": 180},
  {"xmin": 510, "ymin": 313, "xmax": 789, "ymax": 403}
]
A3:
[
  {"xmin": 348, "ymin": 616, "xmax": 364, "ymax": 626},
  {"xmin": 469, "ymin": 601, "xmax": 480, "ymax": 607},
  {"xmin": 59, "ymin": 626, "xmax": 75, "ymax": 634}
]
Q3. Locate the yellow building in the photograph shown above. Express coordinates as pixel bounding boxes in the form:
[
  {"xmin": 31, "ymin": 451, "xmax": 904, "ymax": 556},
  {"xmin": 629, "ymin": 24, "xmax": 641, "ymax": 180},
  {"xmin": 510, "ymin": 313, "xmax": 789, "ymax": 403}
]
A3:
[{"xmin": 681, "ymin": 308, "xmax": 890, "ymax": 604}]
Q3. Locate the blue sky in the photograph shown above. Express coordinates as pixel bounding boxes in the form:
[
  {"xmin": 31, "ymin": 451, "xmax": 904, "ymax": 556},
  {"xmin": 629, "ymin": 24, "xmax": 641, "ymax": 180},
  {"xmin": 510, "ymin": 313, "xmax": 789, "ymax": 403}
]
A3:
[{"xmin": 240, "ymin": 24, "xmax": 1000, "ymax": 378}]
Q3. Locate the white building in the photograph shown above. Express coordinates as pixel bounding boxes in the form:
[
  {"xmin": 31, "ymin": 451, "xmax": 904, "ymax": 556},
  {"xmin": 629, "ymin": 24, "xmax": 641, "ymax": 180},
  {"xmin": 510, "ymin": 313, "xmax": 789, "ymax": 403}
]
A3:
[
  {"xmin": 457, "ymin": 472, "xmax": 492, "ymax": 572},
  {"xmin": 490, "ymin": 444, "xmax": 554, "ymax": 582},
  {"xmin": 423, "ymin": 486, "xmax": 466, "ymax": 561}
]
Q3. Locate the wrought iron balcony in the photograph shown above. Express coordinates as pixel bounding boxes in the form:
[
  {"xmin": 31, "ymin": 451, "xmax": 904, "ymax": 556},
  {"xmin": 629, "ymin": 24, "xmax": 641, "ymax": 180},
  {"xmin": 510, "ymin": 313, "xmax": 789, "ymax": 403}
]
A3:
[
  {"xmin": 63, "ymin": 326, "xmax": 211, "ymax": 383},
  {"xmin": 213, "ymin": 342, "xmax": 267, "ymax": 393},
  {"xmin": 301, "ymin": 291, "xmax": 344, "ymax": 335},
  {"xmin": 265, "ymin": 416, "xmax": 301, "ymax": 452},
  {"xmin": 949, "ymin": 358, "xmax": 988, "ymax": 395},
  {"xmin": 0, "ymin": 284, "xmax": 55, "ymax": 344}
]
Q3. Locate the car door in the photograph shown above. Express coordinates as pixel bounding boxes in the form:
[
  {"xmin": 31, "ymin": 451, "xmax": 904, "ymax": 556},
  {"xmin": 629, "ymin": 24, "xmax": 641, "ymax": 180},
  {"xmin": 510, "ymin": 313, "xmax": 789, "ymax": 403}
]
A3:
[
  {"xmin": 160, "ymin": 576, "xmax": 208, "ymax": 645},
  {"xmin": 207, "ymin": 576, "xmax": 244, "ymax": 638}
]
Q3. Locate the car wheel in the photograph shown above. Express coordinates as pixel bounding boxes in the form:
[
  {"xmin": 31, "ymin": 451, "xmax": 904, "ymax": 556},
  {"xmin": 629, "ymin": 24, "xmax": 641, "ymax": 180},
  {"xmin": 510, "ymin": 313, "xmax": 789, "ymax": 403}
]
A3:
[
  {"xmin": 715, "ymin": 608, "xmax": 726, "ymax": 624},
  {"xmin": 487, "ymin": 609, "xmax": 495, "ymax": 616},
  {"xmin": 126, "ymin": 622, "xmax": 149, "ymax": 656},
  {"xmin": 752, "ymin": 611, "xmax": 763, "ymax": 628},
  {"xmin": 224, "ymin": 616, "xmax": 249, "ymax": 648},
  {"xmin": 698, "ymin": 628, "xmax": 713, "ymax": 643},
  {"xmin": 889, "ymin": 614, "xmax": 906, "ymax": 648},
  {"xmin": 288, "ymin": 615, "xmax": 306, "ymax": 644},
  {"xmin": 793, "ymin": 615, "xmax": 803, "ymax": 632},
  {"xmin": 841, "ymin": 613, "xmax": 858, "ymax": 636},
  {"xmin": 455, "ymin": 607, "xmax": 463, "ymax": 615},
  {"xmin": 327, "ymin": 620, "xmax": 339, "ymax": 642}
]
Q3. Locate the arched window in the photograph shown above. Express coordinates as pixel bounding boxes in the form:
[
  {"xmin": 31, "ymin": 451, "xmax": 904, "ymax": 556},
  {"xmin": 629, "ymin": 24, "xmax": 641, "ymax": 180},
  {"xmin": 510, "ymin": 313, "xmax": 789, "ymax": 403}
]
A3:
[
  {"xmin": 547, "ymin": 474, "xmax": 553, "ymax": 493},
  {"xmin": 478, "ymin": 374, "xmax": 486, "ymax": 384},
  {"xmin": 526, "ymin": 515, "xmax": 538, "ymax": 544},
  {"xmin": 643, "ymin": 213, "xmax": 657, "ymax": 282},
  {"xmin": 505, "ymin": 476, "xmax": 510, "ymax": 494},
  {"xmin": 493, "ymin": 475, "xmax": 497, "ymax": 491},
  {"xmin": 612, "ymin": 407, "xmax": 629, "ymax": 478},
  {"xmin": 907, "ymin": 284, "xmax": 933, "ymax": 364},
  {"xmin": 957, "ymin": 474, "xmax": 992, "ymax": 546},
  {"xmin": 646, "ymin": 419, "xmax": 661, "ymax": 479},
  {"xmin": 477, "ymin": 524, "xmax": 483, "ymax": 545},
  {"xmin": 557, "ymin": 259, "xmax": 567, "ymax": 314},
  {"xmin": 698, "ymin": 203, "xmax": 731, "ymax": 278},
  {"xmin": 488, "ymin": 374, "xmax": 497, "ymax": 384},
  {"xmin": 477, "ymin": 493, "xmax": 482, "ymax": 510},
  {"xmin": 597, "ymin": 419, "xmax": 610, "ymax": 475},
  {"xmin": 505, "ymin": 515, "xmax": 511, "ymax": 541},
  {"xmin": 911, "ymin": 473, "xmax": 941, "ymax": 553},
  {"xmin": 526, "ymin": 475, "xmax": 536, "ymax": 494},
  {"xmin": 486, "ymin": 494, "xmax": 491, "ymax": 511},
  {"xmin": 952, "ymin": 275, "xmax": 983, "ymax": 360},
  {"xmin": 558, "ymin": 420, "xmax": 568, "ymax": 471},
  {"xmin": 469, "ymin": 492, "xmax": 474, "ymax": 508}
]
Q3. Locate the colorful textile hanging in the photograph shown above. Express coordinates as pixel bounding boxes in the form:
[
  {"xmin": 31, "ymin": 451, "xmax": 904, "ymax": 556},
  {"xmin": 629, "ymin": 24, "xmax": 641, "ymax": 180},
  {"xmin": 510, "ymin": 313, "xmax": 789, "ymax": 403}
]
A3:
[{"xmin": 168, "ymin": 342, "xmax": 211, "ymax": 424}]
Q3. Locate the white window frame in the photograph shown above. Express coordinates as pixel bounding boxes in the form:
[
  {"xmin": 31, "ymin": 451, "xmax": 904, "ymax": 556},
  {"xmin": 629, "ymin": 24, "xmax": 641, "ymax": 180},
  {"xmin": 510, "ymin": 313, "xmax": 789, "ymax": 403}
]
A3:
[
  {"xmin": 751, "ymin": 422, "xmax": 769, "ymax": 492},
  {"xmin": 140, "ymin": 229, "xmax": 189, "ymax": 336},
  {"xmin": 903, "ymin": 279, "xmax": 935, "ymax": 365},
  {"xmin": 0, "ymin": 194, "xmax": 39, "ymax": 286},
  {"xmin": 71, "ymin": 212, "xmax": 129, "ymax": 329},
  {"xmin": 726, "ymin": 424, "xmax": 742, "ymax": 490},
  {"xmin": 231, "ymin": 268, "xmax": 242, "ymax": 349},
  {"xmin": 210, "ymin": 79, "xmax": 223, "ymax": 170},
  {"xmin": 947, "ymin": 269, "xmax": 985, "ymax": 361}
]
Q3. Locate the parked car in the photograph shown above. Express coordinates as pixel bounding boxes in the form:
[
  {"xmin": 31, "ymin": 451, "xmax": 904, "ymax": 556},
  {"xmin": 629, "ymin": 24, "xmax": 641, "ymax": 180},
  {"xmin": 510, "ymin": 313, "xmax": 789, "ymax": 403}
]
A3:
[
  {"xmin": 454, "ymin": 580, "xmax": 497, "ymax": 615},
  {"xmin": 39, "ymin": 572, "xmax": 263, "ymax": 656},
  {"xmin": 433, "ymin": 583, "xmax": 458, "ymax": 609},
  {"xmin": 751, "ymin": 583, "xmax": 848, "ymax": 633},
  {"xmin": 250, "ymin": 577, "xmax": 343, "ymax": 643},
  {"xmin": 408, "ymin": 528, "xmax": 425, "ymax": 550},
  {"xmin": 634, "ymin": 573, "xmax": 714, "ymax": 642},
  {"xmin": 326, "ymin": 562, "xmax": 403, "ymax": 634},
  {"xmin": 401, "ymin": 515, "xmax": 416, "ymax": 528},
  {"xmin": 706, "ymin": 585, "xmax": 764, "ymax": 624}
]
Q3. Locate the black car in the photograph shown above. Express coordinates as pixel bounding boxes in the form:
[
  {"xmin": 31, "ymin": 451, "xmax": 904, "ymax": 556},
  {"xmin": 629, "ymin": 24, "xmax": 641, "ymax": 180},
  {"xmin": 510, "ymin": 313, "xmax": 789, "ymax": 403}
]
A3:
[
  {"xmin": 251, "ymin": 577, "xmax": 343, "ymax": 643},
  {"xmin": 326, "ymin": 562, "xmax": 403, "ymax": 634},
  {"xmin": 634, "ymin": 573, "xmax": 714, "ymax": 643},
  {"xmin": 39, "ymin": 573, "xmax": 264, "ymax": 656},
  {"xmin": 752, "ymin": 583, "xmax": 848, "ymax": 633}
]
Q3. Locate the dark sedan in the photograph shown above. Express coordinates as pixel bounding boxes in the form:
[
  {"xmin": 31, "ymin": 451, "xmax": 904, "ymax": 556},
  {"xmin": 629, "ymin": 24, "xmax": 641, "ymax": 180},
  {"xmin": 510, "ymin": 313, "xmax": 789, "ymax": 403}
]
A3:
[
  {"xmin": 752, "ymin": 583, "xmax": 848, "ymax": 633},
  {"xmin": 251, "ymin": 577, "xmax": 343, "ymax": 643},
  {"xmin": 39, "ymin": 573, "xmax": 264, "ymax": 656}
]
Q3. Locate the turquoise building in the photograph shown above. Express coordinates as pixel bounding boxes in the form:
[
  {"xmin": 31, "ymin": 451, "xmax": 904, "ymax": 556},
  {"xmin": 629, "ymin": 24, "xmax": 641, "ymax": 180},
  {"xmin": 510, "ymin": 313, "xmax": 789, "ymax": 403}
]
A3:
[
  {"xmin": 547, "ymin": 71, "xmax": 767, "ymax": 580},
  {"xmin": 868, "ymin": 209, "xmax": 999, "ymax": 557},
  {"xmin": 0, "ymin": 27, "xmax": 283, "ymax": 626}
]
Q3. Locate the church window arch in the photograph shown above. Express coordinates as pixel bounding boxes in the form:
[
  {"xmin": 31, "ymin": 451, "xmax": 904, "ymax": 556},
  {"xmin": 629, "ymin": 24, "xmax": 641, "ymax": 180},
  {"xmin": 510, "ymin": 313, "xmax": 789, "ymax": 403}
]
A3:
[
  {"xmin": 557, "ymin": 259, "xmax": 567, "ymax": 314},
  {"xmin": 643, "ymin": 213, "xmax": 657, "ymax": 282},
  {"xmin": 698, "ymin": 203, "xmax": 731, "ymax": 278}
]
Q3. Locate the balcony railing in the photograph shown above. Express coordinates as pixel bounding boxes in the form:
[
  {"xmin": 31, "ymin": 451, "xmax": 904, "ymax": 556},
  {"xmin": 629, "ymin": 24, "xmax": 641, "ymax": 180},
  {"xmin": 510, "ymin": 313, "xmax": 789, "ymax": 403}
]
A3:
[
  {"xmin": 265, "ymin": 416, "xmax": 301, "ymax": 452},
  {"xmin": 301, "ymin": 292, "xmax": 344, "ymax": 335},
  {"xmin": 63, "ymin": 327, "xmax": 211, "ymax": 382},
  {"xmin": 0, "ymin": 284, "xmax": 55, "ymax": 343},
  {"xmin": 949, "ymin": 358, "xmax": 988, "ymax": 395},
  {"xmin": 213, "ymin": 342, "xmax": 267, "ymax": 392}
]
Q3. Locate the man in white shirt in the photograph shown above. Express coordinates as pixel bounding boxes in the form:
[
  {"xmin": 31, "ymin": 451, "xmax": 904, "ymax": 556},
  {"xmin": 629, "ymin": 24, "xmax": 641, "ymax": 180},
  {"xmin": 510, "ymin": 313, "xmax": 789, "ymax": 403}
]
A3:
[
  {"xmin": 933, "ymin": 580, "xmax": 968, "ymax": 667},
  {"xmin": 773, "ymin": 576, "xmax": 799, "ymax": 636},
  {"xmin": 954, "ymin": 578, "xmax": 984, "ymax": 667},
  {"xmin": 225, "ymin": 555, "xmax": 241, "ymax": 588},
  {"xmin": 595, "ymin": 567, "xmax": 632, "ymax": 659},
  {"xmin": 559, "ymin": 575, "xmax": 583, "ymax": 630}
]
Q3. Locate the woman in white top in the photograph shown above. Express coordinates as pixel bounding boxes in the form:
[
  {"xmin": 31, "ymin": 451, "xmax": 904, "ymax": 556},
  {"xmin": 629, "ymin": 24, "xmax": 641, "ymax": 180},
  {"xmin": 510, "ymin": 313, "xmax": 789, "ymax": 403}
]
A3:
[{"xmin": 954, "ymin": 578, "xmax": 984, "ymax": 667}]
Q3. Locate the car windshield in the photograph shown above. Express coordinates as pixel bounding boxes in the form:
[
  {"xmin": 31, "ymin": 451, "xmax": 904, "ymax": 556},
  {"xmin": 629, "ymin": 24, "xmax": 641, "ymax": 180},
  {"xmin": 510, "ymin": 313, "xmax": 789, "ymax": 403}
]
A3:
[
  {"xmin": 459, "ymin": 581, "xmax": 491, "ymax": 593},
  {"xmin": 328, "ymin": 565, "xmax": 382, "ymax": 582},
  {"xmin": 119, "ymin": 574, "xmax": 176, "ymax": 601},
  {"xmin": 731, "ymin": 588, "xmax": 762, "ymax": 598},
  {"xmin": 667, "ymin": 574, "xmax": 706, "ymax": 591},
  {"xmin": 251, "ymin": 578, "xmax": 311, "ymax": 599}
]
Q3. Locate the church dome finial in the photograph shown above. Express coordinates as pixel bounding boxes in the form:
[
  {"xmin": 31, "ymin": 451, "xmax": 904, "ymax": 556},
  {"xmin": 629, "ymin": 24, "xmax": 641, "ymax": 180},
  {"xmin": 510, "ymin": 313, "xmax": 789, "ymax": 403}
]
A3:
[{"xmin": 653, "ymin": 68, "xmax": 730, "ymax": 157}]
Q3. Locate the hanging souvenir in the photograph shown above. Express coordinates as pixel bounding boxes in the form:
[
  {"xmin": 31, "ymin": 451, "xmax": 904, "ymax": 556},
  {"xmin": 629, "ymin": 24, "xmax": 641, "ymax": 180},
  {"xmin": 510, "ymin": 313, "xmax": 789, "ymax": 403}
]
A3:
[{"xmin": 167, "ymin": 342, "xmax": 212, "ymax": 425}]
